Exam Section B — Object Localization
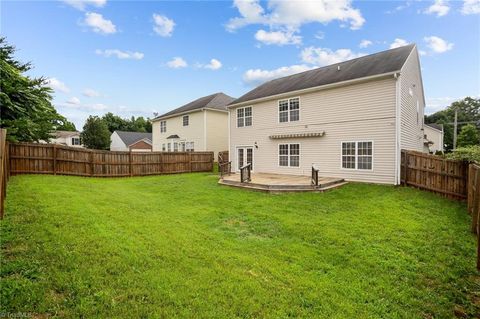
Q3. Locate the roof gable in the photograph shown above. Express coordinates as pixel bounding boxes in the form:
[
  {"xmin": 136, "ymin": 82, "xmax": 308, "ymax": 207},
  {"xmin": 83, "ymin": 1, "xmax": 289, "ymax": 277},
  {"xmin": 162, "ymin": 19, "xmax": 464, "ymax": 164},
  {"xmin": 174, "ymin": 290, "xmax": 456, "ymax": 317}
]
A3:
[
  {"xmin": 114, "ymin": 131, "xmax": 152, "ymax": 146},
  {"xmin": 230, "ymin": 44, "xmax": 416, "ymax": 106},
  {"xmin": 154, "ymin": 92, "xmax": 235, "ymax": 120}
]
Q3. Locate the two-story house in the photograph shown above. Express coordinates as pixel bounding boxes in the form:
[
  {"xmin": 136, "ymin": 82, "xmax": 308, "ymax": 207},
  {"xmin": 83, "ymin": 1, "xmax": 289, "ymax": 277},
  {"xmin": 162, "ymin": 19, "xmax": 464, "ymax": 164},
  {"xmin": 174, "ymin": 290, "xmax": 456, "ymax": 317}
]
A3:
[
  {"xmin": 227, "ymin": 44, "xmax": 425, "ymax": 185},
  {"xmin": 152, "ymin": 92, "xmax": 235, "ymax": 159}
]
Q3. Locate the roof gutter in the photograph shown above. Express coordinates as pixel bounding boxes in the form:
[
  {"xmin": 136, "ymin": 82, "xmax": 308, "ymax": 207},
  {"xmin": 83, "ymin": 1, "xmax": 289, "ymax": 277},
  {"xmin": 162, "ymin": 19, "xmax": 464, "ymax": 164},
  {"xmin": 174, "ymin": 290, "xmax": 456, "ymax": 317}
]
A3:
[
  {"xmin": 151, "ymin": 107, "xmax": 228, "ymax": 122},
  {"xmin": 227, "ymin": 71, "xmax": 401, "ymax": 108}
]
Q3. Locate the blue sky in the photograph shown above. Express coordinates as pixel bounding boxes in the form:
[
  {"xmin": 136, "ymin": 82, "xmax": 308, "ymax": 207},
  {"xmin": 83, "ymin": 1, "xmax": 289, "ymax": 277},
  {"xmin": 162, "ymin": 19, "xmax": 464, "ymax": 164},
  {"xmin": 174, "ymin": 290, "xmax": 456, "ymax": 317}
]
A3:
[{"xmin": 3, "ymin": 0, "xmax": 480, "ymax": 129}]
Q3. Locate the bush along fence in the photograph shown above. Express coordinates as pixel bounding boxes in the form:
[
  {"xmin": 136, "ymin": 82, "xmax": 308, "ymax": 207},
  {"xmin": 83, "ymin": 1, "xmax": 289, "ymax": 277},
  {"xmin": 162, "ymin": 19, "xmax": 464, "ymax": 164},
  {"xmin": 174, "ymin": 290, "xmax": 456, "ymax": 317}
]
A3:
[{"xmin": 8, "ymin": 143, "xmax": 214, "ymax": 177}]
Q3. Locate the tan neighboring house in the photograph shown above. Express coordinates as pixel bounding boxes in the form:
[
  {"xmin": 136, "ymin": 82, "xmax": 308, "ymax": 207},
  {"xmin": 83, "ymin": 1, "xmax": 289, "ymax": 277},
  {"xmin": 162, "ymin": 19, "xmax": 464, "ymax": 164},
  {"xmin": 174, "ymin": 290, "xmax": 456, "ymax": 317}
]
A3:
[
  {"xmin": 423, "ymin": 123, "xmax": 444, "ymax": 153},
  {"xmin": 50, "ymin": 131, "xmax": 83, "ymax": 147},
  {"xmin": 228, "ymin": 44, "xmax": 425, "ymax": 185},
  {"xmin": 110, "ymin": 131, "xmax": 152, "ymax": 152},
  {"xmin": 151, "ymin": 92, "xmax": 235, "ymax": 159}
]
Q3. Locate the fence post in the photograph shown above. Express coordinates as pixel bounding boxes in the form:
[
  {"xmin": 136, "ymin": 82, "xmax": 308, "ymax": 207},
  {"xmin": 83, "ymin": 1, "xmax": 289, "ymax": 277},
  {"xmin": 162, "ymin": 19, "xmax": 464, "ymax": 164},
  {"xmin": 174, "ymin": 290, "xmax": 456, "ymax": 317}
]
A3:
[
  {"xmin": 53, "ymin": 144, "xmax": 57, "ymax": 175},
  {"xmin": 129, "ymin": 151, "xmax": 133, "ymax": 177},
  {"xmin": 404, "ymin": 151, "xmax": 408, "ymax": 185},
  {"xmin": 0, "ymin": 129, "xmax": 6, "ymax": 219},
  {"xmin": 189, "ymin": 152, "xmax": 192, "ymax": 172},
  {"xmin": 89, "ymin": 150, "xmax": 94, "ymax": 176}
]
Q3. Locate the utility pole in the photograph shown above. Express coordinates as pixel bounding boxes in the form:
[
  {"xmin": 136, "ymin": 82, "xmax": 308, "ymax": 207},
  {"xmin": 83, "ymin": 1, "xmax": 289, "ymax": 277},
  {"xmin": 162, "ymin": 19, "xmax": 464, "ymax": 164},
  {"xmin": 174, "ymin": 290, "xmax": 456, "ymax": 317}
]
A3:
[{"xmin": 453, "ymin": 107, "xmax": 458, "ymax": 150}]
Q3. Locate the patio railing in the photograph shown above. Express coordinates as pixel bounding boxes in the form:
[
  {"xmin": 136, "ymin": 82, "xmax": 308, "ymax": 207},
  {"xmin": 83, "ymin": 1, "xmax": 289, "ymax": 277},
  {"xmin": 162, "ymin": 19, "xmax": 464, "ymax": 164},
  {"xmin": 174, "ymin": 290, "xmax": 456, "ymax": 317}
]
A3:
[
  {"xmin": 219, "ymin": 161, "xmax": 232, "ymax": 177},
  {"xmin": 311, "ymin": 165, "xmax": 319, "ymax": 187},
  {"xmin": 240, "ymin": 163, "xmax": 252, "ymax": 183}
]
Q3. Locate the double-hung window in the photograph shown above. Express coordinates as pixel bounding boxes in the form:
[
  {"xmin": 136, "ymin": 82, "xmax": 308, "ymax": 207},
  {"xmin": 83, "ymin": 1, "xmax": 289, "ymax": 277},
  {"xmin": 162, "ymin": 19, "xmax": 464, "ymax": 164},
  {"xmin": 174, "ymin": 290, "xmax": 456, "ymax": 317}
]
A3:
[
  {"xmin": 160, "ymin": 121, "xmax": 167, "ymax": 133},
  {"xmin": 237, "ymin": 107, "xmax": 252, "ymax": 127},
  {"xmin": 279, "ymin": 98, "xmax": 300, "ymax": 123},
  {"xmin": 183, "ymin": 115, "xmax": 189, "ymax": 126},
  {"xmin": 173, "ymin": 142, "xmax": 178, "ymax": 152},
  {"xmin": 71, "ymin": 137, "xmax": 80, "ymax": 145},
  {"xmin": 279, "ymin": 144, "xmax": 300, "ymax": 167},
  {"xmin": 341, "ymin": 141, "xmax": 373, "ymax": 170},
  {"xmin": 186, "ymin": 142, "xmax": 194, "ymax": 152},
  {"xmin": 167, "ymin": 143, "xmax": 171, "ymax": 152}
]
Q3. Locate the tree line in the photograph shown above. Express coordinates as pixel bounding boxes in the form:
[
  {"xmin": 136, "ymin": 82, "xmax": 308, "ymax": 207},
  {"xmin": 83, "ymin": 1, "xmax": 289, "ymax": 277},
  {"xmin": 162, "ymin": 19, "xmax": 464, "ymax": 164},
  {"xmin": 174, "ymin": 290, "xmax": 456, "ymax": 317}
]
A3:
[
  {"xmin": 425, "ymin": 97, "xmax": 480, "ymax": 151},
  {"xmin": 0, "ymin": 37, "xmax": 153, "ymax": 150}
]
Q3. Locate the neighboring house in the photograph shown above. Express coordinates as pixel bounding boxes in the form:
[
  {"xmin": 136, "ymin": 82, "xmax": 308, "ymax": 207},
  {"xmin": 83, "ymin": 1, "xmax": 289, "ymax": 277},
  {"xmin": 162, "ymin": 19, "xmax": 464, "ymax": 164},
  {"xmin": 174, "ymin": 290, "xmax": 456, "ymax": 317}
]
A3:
[
  {"xmin": 228, "ymin": 44, "xmax": 425, "ymax": 185},
  {"xmin": 151, "ymin": 92, "xmax": 235, "ymax": 159},
  {"xmin": 50, "ymin": 131, "xmax": 83, "ymax": 147},
  {"xmin": 110, "ymin": 131, "xmax": 152, "ymax": 152},
  {"xmin": 424, "ymin": 123, "xmax": 444, "ymax": 153}
]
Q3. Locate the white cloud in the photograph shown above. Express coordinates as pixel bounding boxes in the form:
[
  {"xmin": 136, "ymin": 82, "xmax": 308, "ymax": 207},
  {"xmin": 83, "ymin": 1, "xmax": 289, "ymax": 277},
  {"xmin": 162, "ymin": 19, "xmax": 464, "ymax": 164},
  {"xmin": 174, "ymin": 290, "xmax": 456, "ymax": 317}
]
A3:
[
  {"xmin": 389, "ymin": 38, "xmax": 409, "ymax": 49},
  {"xmin": 424, "ymin": 0, "xmax": 450, "ymax": 16},
  {"xmin": 166, "ymin": 57, "xmax": 188, "ymax": 68},
  {"xmin": 359, "ymin": 39, "xmax": 372, "ymax": 48},
  {"xmin": 254, "ymin": 29, "xmax": 301, "ymax": 46},
  {"xmin": 461, "ymin": 0, "xmax": 480, "ymax": 14},
  {"xmin": 83, "ymin": 88, "xmax": 101, "ymax": 97},
  {"xmin": 66, "ymin": 97, "xmax": 81, "ymax": 105},
  {"xmin": 419, "ymin": 50, "xmax": 427, "ymax": 56},
  {"xmin": 300, "ymin": 47, "xmax": 365, "ymax": 66},
  {"xmin": 95, "ymin": 49, "xmax": 144, "ymax": 60},
  {"xmin": 83, "ymin": 12, "xmax": 116, "ymax": 34},
  {"xmin": 243, "ymin": 64, "xmax": 313, "ymax": 86},
  {"xmin": 153, "ymin": 14, "xmax": 175, "ymax": 37},
  {"xmin": 202, "ymin": 59, "xmax": 223, "ymax": 70},
  {"xmin": 60, "ymin": 101, "xmax": 108, "ymax": 111},
  {"xmin": 46, "ymin": 78, "xmax": 70, "ymax": 93},
  {"xmin": 425, "ymin": 96, "xmax": 459, "ymax": 113},
  {"xmin": 63, "ymin": 0, "xmax": 106, "ymax": 11},
  {"xmin": 314, "ymin": 31, "xmax": 325, "ymax": 40},
  {"xmin": 227, "ymin": 0, "xmax": 365, "ymax": 31},
  {"xmin": 424, "ymin": 36, "xmax": 453, "ymax": 53}
]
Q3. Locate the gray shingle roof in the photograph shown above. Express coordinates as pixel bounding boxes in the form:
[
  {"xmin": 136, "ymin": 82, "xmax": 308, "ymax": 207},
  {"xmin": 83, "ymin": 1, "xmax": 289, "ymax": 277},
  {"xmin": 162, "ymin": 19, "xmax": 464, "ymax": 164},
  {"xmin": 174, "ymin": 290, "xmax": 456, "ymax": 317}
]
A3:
[
  {"xmin": 426, "ymin": 123, "xmax": 444, "ymax": 131},
  {"xmin": 114, "ymin": 131, "xmax": 152, "ymax": 146},
  {"xmin": 230, "ymin": 44, "xmax": 416, "ymax": 106},
  {"xmin": 154, "ymin": 92, "xmax": 235, "ymax": 120}
]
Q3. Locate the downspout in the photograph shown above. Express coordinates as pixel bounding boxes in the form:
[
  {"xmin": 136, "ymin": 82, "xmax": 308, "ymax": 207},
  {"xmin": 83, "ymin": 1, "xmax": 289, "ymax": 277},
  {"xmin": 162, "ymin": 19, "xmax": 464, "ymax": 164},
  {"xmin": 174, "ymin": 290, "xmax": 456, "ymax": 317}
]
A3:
[
  {"xmin": 203, "ymin": 109, "xmax": 207, "ymax": 151},
  {"xmin": 228, "ymin": 109, "xmax": 231, "ymax": 162},
  {"xmin": 394, "ymin": 72, "xmax": 402, "ymax": 185}
]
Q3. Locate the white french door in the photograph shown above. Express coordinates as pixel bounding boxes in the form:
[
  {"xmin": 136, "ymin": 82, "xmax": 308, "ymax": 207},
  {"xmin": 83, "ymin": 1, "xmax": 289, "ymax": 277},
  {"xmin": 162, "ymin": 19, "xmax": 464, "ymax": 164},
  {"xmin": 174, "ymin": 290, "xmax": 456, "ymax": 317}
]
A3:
[{"xmin": 236, "ymin": 146, "xmax": 254, "ymax": 171}]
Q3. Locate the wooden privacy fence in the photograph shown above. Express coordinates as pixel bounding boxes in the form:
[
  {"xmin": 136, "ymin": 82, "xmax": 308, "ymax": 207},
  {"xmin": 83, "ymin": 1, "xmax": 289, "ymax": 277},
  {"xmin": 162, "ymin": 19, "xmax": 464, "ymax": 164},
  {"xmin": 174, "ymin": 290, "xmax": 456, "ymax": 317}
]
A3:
[
  {"xmin": 0, "ymin": 129, "xmax": 9, "ymax": 219},
  {"xmin": 9, "ymin": 143, "xmax": 214, "ymax": 177},
  {"xmin": 401, "ymin": 150, "xmax": 468, "ymax": 200},
  {"xmin": 468, "ymin": 164, "xmax": 480, "ymax": 269}
]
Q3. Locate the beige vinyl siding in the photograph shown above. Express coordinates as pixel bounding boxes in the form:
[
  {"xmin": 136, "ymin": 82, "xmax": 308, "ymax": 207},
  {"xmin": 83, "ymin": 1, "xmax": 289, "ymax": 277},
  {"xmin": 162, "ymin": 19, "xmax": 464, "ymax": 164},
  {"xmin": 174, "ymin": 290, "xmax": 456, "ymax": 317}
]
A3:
[
  {"xmin": 152, "ymin": 111, "xmax": 205, "ymax": 151},
  {"xmin": 229, "ymin": 78, "xmax": 397, "ymax": 184},
  {"xmin": 205, "ymin": 110, "xmax": 229, "ymax": 160},
  {"xmin": 424, "ymin": 125, "xmax": 444, "ymax": 153},
  {"xmin": 400, "ymin": 48, "xmax": 425, "ymax": 152}
]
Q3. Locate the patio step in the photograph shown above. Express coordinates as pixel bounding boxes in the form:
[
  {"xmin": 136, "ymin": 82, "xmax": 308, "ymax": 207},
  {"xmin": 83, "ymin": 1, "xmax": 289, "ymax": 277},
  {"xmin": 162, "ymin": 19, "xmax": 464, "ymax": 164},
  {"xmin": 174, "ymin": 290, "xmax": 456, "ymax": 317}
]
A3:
[{"xmin": 218, "ymin": 177, "xmax": 346, "ymax": 193}]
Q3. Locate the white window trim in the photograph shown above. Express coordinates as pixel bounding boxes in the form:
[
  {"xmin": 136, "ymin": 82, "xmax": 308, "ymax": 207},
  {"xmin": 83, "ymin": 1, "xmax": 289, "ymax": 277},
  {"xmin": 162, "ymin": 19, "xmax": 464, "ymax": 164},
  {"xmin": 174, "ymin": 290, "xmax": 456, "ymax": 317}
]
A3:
[
  {"xmin": 277, "ymin": 143, "xmax": 301, "ymax": 168},
  {"xmin": 235, "ymin": 145, "xmax": 254, "ymax": 172},
  {"xmin": 236, "ymin": 106, "xmax": 253, "ymax": 128},
  {"xmin": 160, "ymin": 120, "xmax": 167, "ymax": 133},
  {"xmin": 277, "ymin": 96, "xmax": 300, "ymax": 124},
  {"xmin": 340, "ymin": 141, "xmax": 374, "ymax": 171}
]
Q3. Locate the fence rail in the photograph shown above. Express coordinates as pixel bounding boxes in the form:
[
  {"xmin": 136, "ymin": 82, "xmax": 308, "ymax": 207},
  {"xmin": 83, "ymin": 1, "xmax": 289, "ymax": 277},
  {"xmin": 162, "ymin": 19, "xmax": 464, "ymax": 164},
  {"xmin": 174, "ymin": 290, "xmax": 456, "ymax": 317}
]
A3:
[
  {"xmin": 401, "ymin": 150, "xmax": 468, "ymax": 200},
  {"xmin": 9, "ymin": 143, "xmax": 214, "ymax": 177}
]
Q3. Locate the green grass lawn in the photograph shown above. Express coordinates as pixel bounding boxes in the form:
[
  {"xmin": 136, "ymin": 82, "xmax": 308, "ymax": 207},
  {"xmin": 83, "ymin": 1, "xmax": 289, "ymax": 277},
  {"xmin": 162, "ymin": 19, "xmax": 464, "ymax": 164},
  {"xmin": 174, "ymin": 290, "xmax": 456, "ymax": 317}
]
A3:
[{"xmin": 1, "ymin": 173, "xmax": 479, "ymax": 318}]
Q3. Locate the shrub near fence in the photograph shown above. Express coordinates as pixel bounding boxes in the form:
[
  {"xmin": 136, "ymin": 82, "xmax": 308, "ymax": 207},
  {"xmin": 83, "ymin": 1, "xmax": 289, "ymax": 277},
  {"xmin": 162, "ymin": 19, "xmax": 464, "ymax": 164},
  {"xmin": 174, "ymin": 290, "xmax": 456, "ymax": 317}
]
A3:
[{"xmin": 9, "ymin": 143, "xmax": 214, "ymax": 177}]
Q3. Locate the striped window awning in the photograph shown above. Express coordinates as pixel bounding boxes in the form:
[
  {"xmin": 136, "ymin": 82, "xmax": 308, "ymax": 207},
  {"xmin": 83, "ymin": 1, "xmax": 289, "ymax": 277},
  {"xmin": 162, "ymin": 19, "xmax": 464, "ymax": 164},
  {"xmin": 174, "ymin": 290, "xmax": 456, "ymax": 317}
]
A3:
[{"xmin": 269, "ymin": 132, "xmax": 325, "ymax": 139}]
